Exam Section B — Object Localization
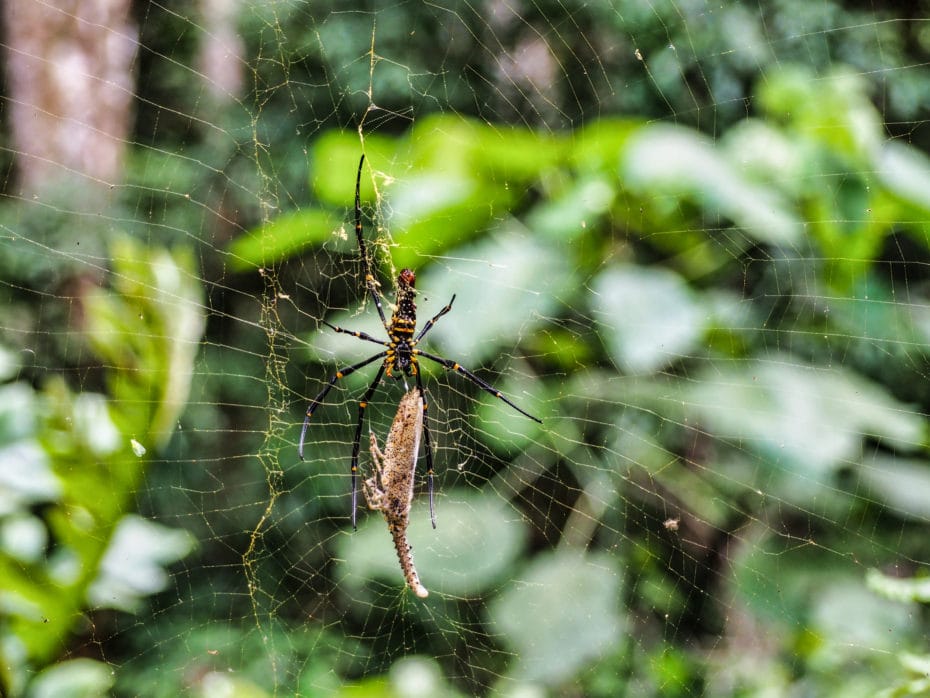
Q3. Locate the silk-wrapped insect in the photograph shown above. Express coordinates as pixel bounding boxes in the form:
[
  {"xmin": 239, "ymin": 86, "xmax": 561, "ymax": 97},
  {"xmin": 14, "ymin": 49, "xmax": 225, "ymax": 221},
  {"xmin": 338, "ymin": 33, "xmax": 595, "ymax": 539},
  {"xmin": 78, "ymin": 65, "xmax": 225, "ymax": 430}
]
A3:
[{"xmin": 363, "ymin": 388, "xmax": 429, "ymax": 598}]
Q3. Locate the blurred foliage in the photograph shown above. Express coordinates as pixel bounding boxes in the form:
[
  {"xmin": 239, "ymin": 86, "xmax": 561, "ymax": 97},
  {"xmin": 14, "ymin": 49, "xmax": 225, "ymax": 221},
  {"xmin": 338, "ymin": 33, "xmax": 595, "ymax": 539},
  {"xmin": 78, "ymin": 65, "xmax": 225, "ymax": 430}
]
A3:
[
  {"xmin": 233, "ymin": 65, "xmax": 930, "ymax": 696},
  {"xmin": 0, "ymin": 241, "xmax": 203, "ymax": 696},
  {"xmin": 132, "ymin": 0, "xmax": 930, "ymax": 241},
  {"xmin": 4, "ymin": 1, "xmax": 930, "ymax": 697}
]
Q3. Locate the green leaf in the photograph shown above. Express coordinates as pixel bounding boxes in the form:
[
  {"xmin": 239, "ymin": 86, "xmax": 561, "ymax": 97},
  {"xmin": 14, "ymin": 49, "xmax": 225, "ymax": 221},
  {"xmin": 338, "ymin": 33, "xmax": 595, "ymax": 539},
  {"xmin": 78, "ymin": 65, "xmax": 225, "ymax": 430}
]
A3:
[
  {"xmin": 418, "ymin": 230, "xmax": 573, "ymax": 365},
  {"xmin": 229, "ymin": 208, "xmax": 339, "ymax": 269},
  {"xmin": 592, "ymin": 265, "xmax": 704, "ymax": 374},
  {"xmin": 691, "ymin": 358, "xmax": 925, "ymax": 494},
  {"xmin": 339, "ymin": 492, "xmax": 528, "ymax": 597},
  {"xmin": 27, "ymin": 658, "xmax": 114, "ymax": 698},
  {"xmin": 487, "ymin": 550, "xmax": 625, "ymax": 684},
  {"xmin": 866, "ymin": 569, "xmax": 930, "ymax": 604},
  {"xmin": 527, "ymin": 174, "xmax": 615, "ymax": 243},
  {"xmin": 88, "ymin": 515, "xmax": 196, "ymax": 612},
  {"xmin": 467, "ymin": 122, "xmax": 564, "ymax": 179},
  {"xmin": 410, "ymin": 113, "xmax": 563, "ymax": 180},
  {"xmin": 572, "ymin": 118, "xmax": 642, "ymax": 171},
  {"xmin": 311, "ymin": 132, "xmax": 397, "ymax": 206},
  {"xmin": 858, "ymin": 456, "xmax": 930, "ymax": 521},
  {"xmin": 757, "ymin": 67, "xmax": 884, "ymax": 159},
  {"xmin": 878, "ymin": 141, "xmax": 930, "ymax": 215},
  {"xmin": 622, "ymin": 124, "xmax": 802, "ymax": 245}
]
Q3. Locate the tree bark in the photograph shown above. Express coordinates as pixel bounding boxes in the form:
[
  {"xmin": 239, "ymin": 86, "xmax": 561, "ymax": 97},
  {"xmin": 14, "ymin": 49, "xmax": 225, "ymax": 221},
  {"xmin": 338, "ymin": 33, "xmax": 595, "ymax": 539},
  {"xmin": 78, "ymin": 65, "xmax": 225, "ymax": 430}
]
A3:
[{"xmin": 3, "ymin": 0, "xmax": 137, "ymax": 201}]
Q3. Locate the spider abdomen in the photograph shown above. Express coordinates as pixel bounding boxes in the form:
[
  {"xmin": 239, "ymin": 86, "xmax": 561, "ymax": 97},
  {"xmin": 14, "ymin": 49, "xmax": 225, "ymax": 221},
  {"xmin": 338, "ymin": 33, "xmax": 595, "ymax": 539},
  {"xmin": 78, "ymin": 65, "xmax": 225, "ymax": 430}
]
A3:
[
  {"xmin": 386, "ymin": 268, "xmax": 418, "ymax": 376},
  {"xmin": 391, "ymin": 269, "xmax": 418, "ymax": 330}
]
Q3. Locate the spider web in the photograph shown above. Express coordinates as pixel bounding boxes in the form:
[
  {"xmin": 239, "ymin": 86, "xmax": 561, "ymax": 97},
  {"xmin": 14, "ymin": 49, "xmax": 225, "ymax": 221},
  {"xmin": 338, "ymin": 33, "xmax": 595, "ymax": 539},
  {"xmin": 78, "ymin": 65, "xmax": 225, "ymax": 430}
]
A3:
[{"xmin": 2, "ymin": 1, "xmax": 930, "ymax": 696}]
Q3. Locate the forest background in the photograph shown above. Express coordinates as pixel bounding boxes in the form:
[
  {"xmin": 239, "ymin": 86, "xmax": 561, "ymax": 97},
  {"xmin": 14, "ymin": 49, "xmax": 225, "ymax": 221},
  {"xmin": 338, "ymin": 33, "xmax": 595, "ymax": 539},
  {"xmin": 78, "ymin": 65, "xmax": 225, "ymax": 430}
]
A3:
[{"xmin": 3, "ymin": 1, "xmax": 930, "ymax": 696}]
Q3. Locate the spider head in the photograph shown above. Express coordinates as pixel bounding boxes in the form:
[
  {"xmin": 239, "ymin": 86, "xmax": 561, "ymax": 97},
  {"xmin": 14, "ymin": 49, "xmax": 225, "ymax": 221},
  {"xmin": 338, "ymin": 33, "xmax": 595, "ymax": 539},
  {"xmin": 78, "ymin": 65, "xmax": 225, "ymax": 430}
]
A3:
[{"xmin": 397, "ymin": 268, "xmax": 416, "ymax": 290}]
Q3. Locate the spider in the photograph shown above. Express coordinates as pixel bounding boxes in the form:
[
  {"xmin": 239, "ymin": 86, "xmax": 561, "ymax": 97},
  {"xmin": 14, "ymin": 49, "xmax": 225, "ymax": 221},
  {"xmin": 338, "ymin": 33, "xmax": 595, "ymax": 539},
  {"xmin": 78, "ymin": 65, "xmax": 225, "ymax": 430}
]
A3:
[{"xmin": 298, "ymin": 154, "xmax": 541, "ymax": 530}]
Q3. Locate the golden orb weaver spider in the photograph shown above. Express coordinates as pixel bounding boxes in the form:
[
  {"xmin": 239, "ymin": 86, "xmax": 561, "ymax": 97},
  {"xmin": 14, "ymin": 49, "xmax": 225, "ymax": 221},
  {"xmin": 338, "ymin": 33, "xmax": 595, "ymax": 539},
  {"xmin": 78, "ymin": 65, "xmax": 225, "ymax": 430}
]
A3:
[{"xmin": 298, "ymin": 155, "xmax": 542, "ymax": 530}]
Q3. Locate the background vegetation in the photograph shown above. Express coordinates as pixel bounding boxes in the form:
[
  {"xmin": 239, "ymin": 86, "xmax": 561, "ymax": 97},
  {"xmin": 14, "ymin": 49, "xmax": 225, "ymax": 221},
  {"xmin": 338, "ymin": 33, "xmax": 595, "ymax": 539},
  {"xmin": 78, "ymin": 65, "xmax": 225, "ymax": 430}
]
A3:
[{"xmin": 3, "ymin": 1, "xmax": 930, "ymax": 696}]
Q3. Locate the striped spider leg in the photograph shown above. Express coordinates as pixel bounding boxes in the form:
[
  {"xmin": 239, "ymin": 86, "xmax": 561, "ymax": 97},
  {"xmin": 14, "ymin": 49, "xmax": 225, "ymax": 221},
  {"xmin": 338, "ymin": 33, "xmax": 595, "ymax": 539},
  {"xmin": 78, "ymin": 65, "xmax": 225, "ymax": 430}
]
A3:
[
  {"xmin": 363, "ymin": 388, "xmax": 429, "ymax": 598},
  {"xmin": 299, "ymin": 154, "xmax": 542, "ymax": 530}
]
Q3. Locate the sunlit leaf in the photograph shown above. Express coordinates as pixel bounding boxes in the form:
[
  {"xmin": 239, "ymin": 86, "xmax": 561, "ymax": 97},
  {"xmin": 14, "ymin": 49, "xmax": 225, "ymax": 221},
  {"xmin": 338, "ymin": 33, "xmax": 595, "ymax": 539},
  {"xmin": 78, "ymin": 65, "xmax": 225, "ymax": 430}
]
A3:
[
  {"xmin": 230, "ymin": 208, "xmax": 340, "ymax": 269},
  {"xmin": 71, "ymin": 393, "xmax": 120, "ymax": 457},
  {"xmin": 623, "ymin": 124, "xmax": 802, "ymax": 245},
  {"xmin": 571, "ymin": 118, "xmax": 642, "ymax": 170},
  {"xmin": 527, "ymin": 174, "xmax": 615, "ymax": 243},
  {"xmin": 0, "ymin": 441, "xmax": 58, "ymax": 512},
  {"xmin": 388, "ymin": 174, "xmax": 515, "ymax": 267},
  {"xmin": 388, "ymin": 657, "xmax": 451, "ymax": 698},
  {"xmin": 410, "ymin": 114, "xmax": 563, "ymax": 180},
  {"xmin": 592, "ymin": 265, "xmax": 704, "ymax": 374},
  {"xmin": 0, "ymin": 514, "xmax": 47, "ymax": 564},
  {"xmin": 0, "ymin": 382, "xmax": 37, "ymax": 445},
  {"xmin": 858, "ymin": 456, "xmax": 930, "ymax": 521},
  {"xmin": 419, "ymin": 229, "xmax": 572, "ymax": 365},
  {"xmin": 722, "ymin": 119, "xmax": 805, "ymax": 194},
  {"xmin": 878, "ymin": 141, "xmax": 930, "ymax": 215},
  {"xmin": 89, "ymin": 515, "xmax": 196, "ymax": 613},
  {"xmin": 196, "ymin": 672, "xmax": 271, "ymax": 698},
  {"xmin": 130, "ymin": 439, "xmax": 147, "ymax": 457},
  {"xmin": 85, "ymin": 238, "xmax": 206, "ymax": 449},
  {"xmin": 311, "ymin": 132, "xmax": 398, "ymax": 205},
  {"xmin": 810, "ymin": 578, "xmax": 914, "ymax": 651},
  {"xmin": 0, "ymin": 346, "xmax": 19, "ymax": 382},
  {"xmin": 28, "ymin": 658, "xmax": 114, "ymax": 698},
  {"xmin": 866, "ymin": 568, "xmax": 930, "ymax": 604},
  {"xmin": 339, "ymin": 493, "xmax": 528, "ymax": 597},
  {"xmin": 691, "ymin": 358, "xmax": 925, "ymax": 492},
  {"xmin": 488, "ymin": 550, "xmax": 625, "ymax": 683}
]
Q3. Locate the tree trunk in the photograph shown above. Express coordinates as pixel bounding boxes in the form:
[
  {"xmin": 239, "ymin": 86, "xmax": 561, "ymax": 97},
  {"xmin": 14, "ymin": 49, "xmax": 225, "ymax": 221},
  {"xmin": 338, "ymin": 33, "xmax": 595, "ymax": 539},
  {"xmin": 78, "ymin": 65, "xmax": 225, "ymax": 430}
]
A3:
[{"xmin": 3, "ymin": 0, "xmax": 137, "ymax": 202}]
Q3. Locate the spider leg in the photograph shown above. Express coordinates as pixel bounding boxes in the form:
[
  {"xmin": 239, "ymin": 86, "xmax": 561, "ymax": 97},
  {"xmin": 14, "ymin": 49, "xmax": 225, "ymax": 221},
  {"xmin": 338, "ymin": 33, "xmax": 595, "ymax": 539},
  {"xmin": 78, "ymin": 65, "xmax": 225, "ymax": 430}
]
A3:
[
  {"xmin": 322, "ymin": 320, "xmax": 389, "ymax": 347},
  {"xmin": 354, "ymin": 155, "xmax": 388, "ymax": 328},
  {"xmin": 414, "ymin": 294, "xmax": 456, "ymax": 343},
  {"xmin": 368, "ymin": 430, "xmax": 385, "ymax": 488},
  {"xmin": 414, "ymin": 371, "xmax": 437, "ymax": 529},
  {"xmin": 349, "ymin": 362, "xmax": 388, "ymax": 530},
  {"xmin": 298, "ymin": 351, "xmax": 387, "ymax": 461},
  {"xmin": 415, "ymin": 349, "xmax": 542, "ymax": 423}
]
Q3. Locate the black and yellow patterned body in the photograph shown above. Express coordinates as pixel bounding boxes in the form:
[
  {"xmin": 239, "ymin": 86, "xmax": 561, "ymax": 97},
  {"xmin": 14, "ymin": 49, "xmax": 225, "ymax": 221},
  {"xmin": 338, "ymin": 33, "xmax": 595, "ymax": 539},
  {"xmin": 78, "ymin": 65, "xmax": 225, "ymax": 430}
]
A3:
[{"xmin": 384, "ymin": 268, "xmax": 418, "ymax": 378}]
